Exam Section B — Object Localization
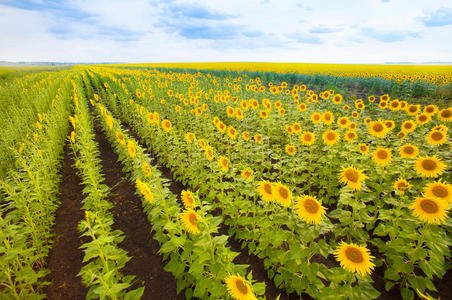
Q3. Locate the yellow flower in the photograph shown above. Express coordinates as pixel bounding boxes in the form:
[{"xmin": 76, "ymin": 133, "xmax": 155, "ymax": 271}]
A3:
[
  {"xmin": 322, "ymin": 111, "xmax": 334, "ymax": 125},
  {"xmin": 205, "ymin": 145, "xmax": 214, "ymax": 161},
  {"xmin": 332, "ymin": 94, "xmax": 343, "ymax": 104},
  {"xmin": 345, "ymin": 130, "xmax": 357, "ymax": 143},
  {"xmin": 369, "ymin": 120, "xmax": 388, "ymax": 138},
  {"xmin": 181, "ymin": 190, "xmax": 196, "ymax": 208},
  {"xmin": 285, "ymin": 145, "xmax": 296, "ymax": 155},
  {"xmin": 438, "ymin": 107, "xmax": 452, "ymax": 122},
  {"xmin": 416, "ymin": 113, "xmax": 431, "ymax": 125},
  {"xmin": 292, "ymin": 122, "xmax": 302, "ymax": 133},
  {"xmin": 295, "ymin": 195, "xmax": 327, "ymax": 224},
  {"xmin": 116, "ymin": 131, "xmax": 125, "ymax": 145},
  {"xmin": 218, "ymin": 156, "xmax": 229, "ymax": 172},
  {"xmin": 300, "ymin": 131, "xmax": 315, "ymax": 146},
  {"xmin": 274, "ymin": 182, "xmax": 292, "ymax": 207},
  {"xmin": 372, "ymin": 147, "xmax": 392, "ymax": 166},
  {"xmin": 259, "ymin": 110, "xmax": 268, "ymax": 119},
  {"xmin": 338, "ymin": 116, "xmax": 350, "ymax": 128},
  {"xmin": 241, "ymin": 168, "xmax": 253, "ymax": 181},
  {"xmin": 225, "ymin": 274, "xmax": 257, "ymax": 300},
  {"xmin": 257, "ymin": 180, "xmax": 274, "ymax": 203},
  {"xmin": 423, "ymin": 104, "xmax": 438, "ymax": 116},
  {"xmin": 185, "ymin": 132, "xmax": 195, "ymax": 143},
  {"xmin": 180, "ymin": 209, "xmax": 201, "ymax": 234},
  {"xmin": 359, "ymin": 144, "xmax": 369, "ymax": 155},
  {"xmin": 311, "ymin": 112, "xmax": 322, "ymax": 124},
  {"xmin": 426, "ymin": 129, "xmax": 448, "ymax": 146},
  {"xmin": 135, "ymin": 179, "xmax": 154, "ymax": 203},
  {"xmin": 142, "ymin": 162, "xmax": 152, "ymax": 176},
  {"xmin": 394, "ymin": 178, "xmax": 412, "ymax": 194},
  {"xmin": 127, "ymin": 140, "xmax": 136, "ymax": 158},
  {"xmin": 401, "ymin": 120, "xmax": 416, "ymax": 133},
  {"xmin": 339, "ymin": 166, "xmax": 367, "ymax": 191},
  {"xmin": 322, "ymin": 130, "xmax": 340, "ymax": 146},
  {"xmin": 410, "ymin": 197, "xmax": 449, "ymax": 224},
  {"xmin": 161, "ymin": 119, "xmax": 172, "ymax": 133},
  {"xmin": 106, "ymin": 115, "xmax": 113, "ymax": 130},
  {"xmin": 334, "ymin": 241, "xmax": 375, "ymax": 276},
  {"xmin": 399, "ymin": 144, "xmax": 419, "ymax": 158},
  {"xmin": 423, "ymin": 180, "xmax": 452, "ymax": 204},
  {"xmin": 415, "ymin": 156, "xmax": 446, "ymax": 178},
  {"xmin": 227, "ymin": 126, "xmax": 237, "ymax": 139},
  {"xmin": 242, "ymin": 131, "xmax": 251, "ymax": 141},
  {"xmin": 254, "ymin": 134, "xmax": 263, "ymax": 144}
]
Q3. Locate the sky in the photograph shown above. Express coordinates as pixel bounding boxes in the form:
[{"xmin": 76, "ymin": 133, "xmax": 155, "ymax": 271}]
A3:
[{"xmin": 0, "ymin": 0, "xmax": 451, "ymax": 63}]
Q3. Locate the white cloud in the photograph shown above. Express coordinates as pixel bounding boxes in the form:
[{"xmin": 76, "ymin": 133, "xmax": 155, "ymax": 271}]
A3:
[{"xmin": 0, "ymin": 0, "xmax": 450, "ymax": 63}]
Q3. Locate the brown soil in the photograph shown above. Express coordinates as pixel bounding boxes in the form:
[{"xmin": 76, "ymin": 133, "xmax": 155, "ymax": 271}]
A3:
[
  {"xmin": 45, "ymin": 144, "xmax": 88, "ymax": 300},
  {"xmin": 92, "ymin": 116, "xmax": 185, "ymax": 300}
]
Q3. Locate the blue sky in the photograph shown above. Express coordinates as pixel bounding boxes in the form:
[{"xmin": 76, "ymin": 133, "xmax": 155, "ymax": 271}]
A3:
[{"xmin": 0, "ymin": 0, "xmax": 451, "ymax": 63}]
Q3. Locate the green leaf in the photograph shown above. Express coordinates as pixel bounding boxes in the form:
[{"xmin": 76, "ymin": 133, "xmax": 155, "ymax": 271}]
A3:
[{"xmin": 400, "ymin": 287, "xmax": 414, "ymax": 300}]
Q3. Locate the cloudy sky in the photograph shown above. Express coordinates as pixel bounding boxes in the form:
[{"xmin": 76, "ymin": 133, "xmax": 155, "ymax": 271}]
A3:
[{"xmin": 0, "ymin": 0, "xmax": 451, "ymax": 63}]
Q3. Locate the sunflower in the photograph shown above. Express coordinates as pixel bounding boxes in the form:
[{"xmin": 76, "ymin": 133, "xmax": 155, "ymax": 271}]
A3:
[
  {"xmin": 180, "ymin": 209, "xmax": 201, "ymax": 234},
  {"xmin": 227, "ymin": 126, "xmax": 237, "ymax": 139},
  {"xmin": 364, "ymin": 117, "xmax": 372, "ymax": 125},
  {"xmin": 181, "ymin": 190, "xmax": 196, "ymax": 208},
  {"xmin": 241, "ymin": 168, "xmax": 253, "ymax": 181},
  {"xmin": 415, "ymin": 156, "xmax": 447, "ymax": 178},
  {"xmin": 70, "ymin": 131, "xmax": 75, "ymax": 144},
  {"xmin": 433, "ymin": 124, "xmax": 448, "ymax": 132},
  {"xmin": 359, "ymin": 144, "xmax": 369, "ymax": 155},
  {"xmin": 136, "ymin": 179, "xmax": 154, "ymax": 203},
  {"xmin": 339, "ymin": 166, "xmax": 368, "ymax": 191},
  {"xmin": 185, "ymin": 132, "xmax": 195, "ymax": 143},
  {"xmin": 384, "ymin": 120, "xmax": 395, "ymax": 131},
  {"xmin": 198, "ymin": 139, "xmax": 207, "ymax": 149},
  {"xmin": 338, "ymin": 116, "xmax": 350, "ymax": 128},
  {"xmin": 242, "ymin": 131, "xmax": 251, "ymax": 141},
  {"xmin": 399, "ymin": 101, "xmax": 408, "ymax": 110},
  {"xmin": 410, "ymin": 197, "xmax": 449, "ymax": 224},
  {"xmin": 424, "ymin": 104, "xmax": 438, "ymax": 116},
  {"xmin": 142, "ymin": 162, "xmax": 152, "ymax": 177},
  {"xmin": 285, "ymin": 125, "xmax": 293, "ymax": 135},
  {"xmin": 226, "ymin": 106, "xmax": 235, "ymax": 117},
  {"xmin": 161, "ymin": 119, "xmax": 172, "ymax": 133},
  {"xmin": 127, "ymin": 140, "xmax": 136, "ymax": 158},
  {"xmin": 343, "ymin": 104, "xmax": 350, "ymax": 111},
  {"xmin": 254, "ymin": 134, "xmax": 263, "ymax": 144},
  {"xmin": 345, "ymin": 131, "xmax": 357, "ymax": 143},
  {"xmin": 218, "ymin": 156, "xmax": 229, "ymax": 172},
  {"xmin": 205, "ymin": 145, "xmax": 214, "ymax": 161},
  {"xmin": 399, "ymin": 144, "xmax": 419, "ymax": 158},
  {"xmin": 416, "ymin": 113, "xmax": 431, "ymax": 125},
  {"xmin": 401, "ymin": 120, "xmax": 416, "ymax": 133},
  {"xmin": 259, "ymin": 110, "xmax": 269, "ymax": 119},
  {"xmin": 292, "ymin": 122, "xmax": 302, "ymax": 133},
  {"xmin": 378, "ymin": 101, "xmax": 388, "ymax": 109},
  {"xmin": 257, "ymin": 180, "xmax": 274, "ymax": 202},
  {"xmin": 285, "ymin": 145, "xmax": 296, "ymax": 155},
  {"xmin": 426, "ymin": 129, "xmax": 448, "ymax": 145},
  {"xmin": 423, "ymin": 179, "xmax": 451, "ymax": 204},
  {"xmin": 389, "ymin": 99, "xmax": 400, "ymax": 111},
  {"xmin": 332, "ymin": 94, "xmax": 343, "ymax": 104},
  {"xmin": 349, "ymin": 122, "xmax": 357, "ymax": 131},
  {"xmin": 334, "ymin": 241, "xmax": 375, "ymax": 276},
  {"xmin": 380, "ymin": 94, "xmax": 390, "ymax": 102},
  {"xmin": 368, "ymin": 95, "xmax": 375, "ymax": 102},
  {"xmin": 351, "ymin": 111, "xmax": 360, "ymax": 119},
  {"xmin": 397, "ymin": 131, "xmax": 406, "ymax": 139},
  {"xmin": 295, "ymin": 195, "xmax": 327, "ymax": 224},
  {"xmin": 106, "ymin": 115, "xmax": 113, "ymax": 129},
  {"xmin": 311, "ymin": 112, "xmax": 322, "ymax": 124},
  {"xmin": 249, "ymin": 99, "xmax": 259, "ymax": 109},
  {"xmin": 394, "ymin": 178, "xmax": 412, "ymax": 194},
  {"xmin": 372, "ymin": 147, "xmax": 392, "ymax": 166},
  {"xmin": 274, "ymin": 182, "xmax": 292, "ymax": 207},
  {"xmin": 217, "ymin": 121, "xmax": 226, "ymax": 133},
  {"xmin": 438, "ymin": 108, "xmax": 452, "ymax": 122},
  {"xmin": 300, "ymin": 131, "xmax": 315, "ymax": 146},
  {"xmin": 322, "ymin": 130, "xmax": 340, "ymax": 146},
  {"xmin": 322, "ymin": 111, "xmax": 334, "ymax": 125},
  {"xmin": 369, "ymin": 120, "xmax": 388, "ymax": 138},
  {"xmin": 406, "ymin": 104, "xmax": 421, "ymax": 116},
  {"xmin": 235, "ymin": 108, "xmax": 244, "ymax": 119},
  {"xmin": 225, "ymin": 274, "xmax": 256, "ymax": 300},
  {"xmin": 278, "ymin": 108, "xmax": 286, "ymax": 115},
  {"xmin": 298, "ymin": 103, "xmax": 307, "ymax": 112}
]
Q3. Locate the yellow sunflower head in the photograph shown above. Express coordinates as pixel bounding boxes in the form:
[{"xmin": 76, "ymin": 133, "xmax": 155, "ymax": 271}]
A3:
[
  {"xmin": 180, "ymin": 209, "xmax": 201, "ymax": 234},
  {"xmin": 345, "ymin": 130, "xmax": 357, "ymax": 143},
  {"xmin": 300, "ymin": 131, "xmax": 315, "ymax": 146},
  {"xmin": 401, "ymin": 120, "xmax": 416, "ymax": 133},
  {"xmin": 406, "ymin": 104, "xmax": 421, "ymax": 116},
  {"xmin": 394, "ymin": 178, "xmax": 412, "ymax": 194},
  {"xmin": 181, "ymin": 190, "xmax": 196, "ymax": 208},
  {"xmin": 423, "ymin": 104, "xmax": 438, "ymax": 116},
  {"xmin": 399, "ymin": 144, "xmax": 419, "ymax": 158},
  {"xmin": 416, "ymin": 113, "xmax": 431, "ymax": 125},
  {"xmin": 295, "ymin": 195, "xmax": 327, "ymax": 224},
  {"xmin": 322, "ymin": 111, "xmax": 334, "ymax": 125},
  {"xmin": 161, "ymin": 119, "xmax": 172, "ymax": 133},
  {"xmin": 225, "ymin": 274, "xmax": 256, "ymax": 300},
  {"xmin": 359, "ymin": 144, "xmax": 369, "ymax": 155},
  {"xmin": 334, "ymin": 241, "xmax": 375, "ymax": 276},
  {"xmin": 322, "ymin": 130, "xmax": 340, "ymax": 146},
  {"xmin": 254, "ymin": 134, "xmax": 263, "ymax": 144},
  {"xmin": 136, "ymin": 179, "xmax": 154, "ymax": 203},
  {"xmin": 292, "ymin": 122, "xmax": 302, "ymax": 133},
  {"xmin": 227, "ymin": 126, "xmax": 237, "ymax": 139},
  {"xmin": 423, "ymin": 180, "xmax": 452, "ymax": 203},
  {"xmin": 339, "ymin": 166, "xmax": 368, "ymax": 191},
  {"xmin": 127, "ymin": 140, "xmax": 136, "ymax": 158},
  {"xmin": 142, "ymin": 162, "xmax": 152, "ymax": 177},
  {"xmin": 285, "ymin": 145, "xmax": 296, "ymax": 155},
  {"xmin": 369, "ymin": 120, "xmax": 388, "ymax": 138},
  {"xmin": 116, "ymin": 131, "xmax": 125, "ymax": 145},
  {"xmin": 274, "ymin": 182, "xmax": 292, "ymax": 207},
  {"xmin": 332, "ymin": 94, "xmax": 343, "ymax": 104},
  {"xmin": 410, "ymin": 197, "xmax": 449, "ymax": 224},
  {"xmin": 384, "ymin": 120, "xmax": 395, "ymax": 131},
  {"xmin": 241, "ymin": 168, "xmax": 253, "ymax": 181},
  {"xmin": 257, "ymin": 180, "xmax": 274, "ymax": 203},
  {"xmin": 311, "ymin": 112, "xmax": 322, "ymax": 124},
  {"xmin": 242, "ymin": 131, "xmax": 251, "ymax": 141},
  {"xmin": 415, "ymin": 155, "xmax": 447, "ymax": 178},
  {"xmin": 218, "ymin": 156, "xmax": 230, "ymax": 172},
  {"xmin": 298, "ymin": 103, "xmax": 307, "ymax": 112},
  {"xmin": 372, "ymin": 147, "xmax": 392, "ymax": 166},
  {"xmin": 438, "ymin": 107, "xmax": 452, "ymax": 122},
  {"xmin": 185, "ymin": 132, "xmax": 195, "ymax": 143},
  {"xmin": 338, "ymin": 116, "xmax": 350, "ymax": 128},
  {"xmin": 426, "ymin": 129, "xmax": 448, "ymax": 146}
]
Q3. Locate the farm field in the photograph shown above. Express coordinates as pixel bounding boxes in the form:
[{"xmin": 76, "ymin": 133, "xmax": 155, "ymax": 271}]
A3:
[{"xmin": 0, "ymin": 64, "xmax": 451, "ymax": 300}]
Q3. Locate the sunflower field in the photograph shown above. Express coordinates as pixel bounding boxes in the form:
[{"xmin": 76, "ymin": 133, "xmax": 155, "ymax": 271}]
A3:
[{"xmin": 0, "ymin": 65, "xmax": 451, "ymax": 300}]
